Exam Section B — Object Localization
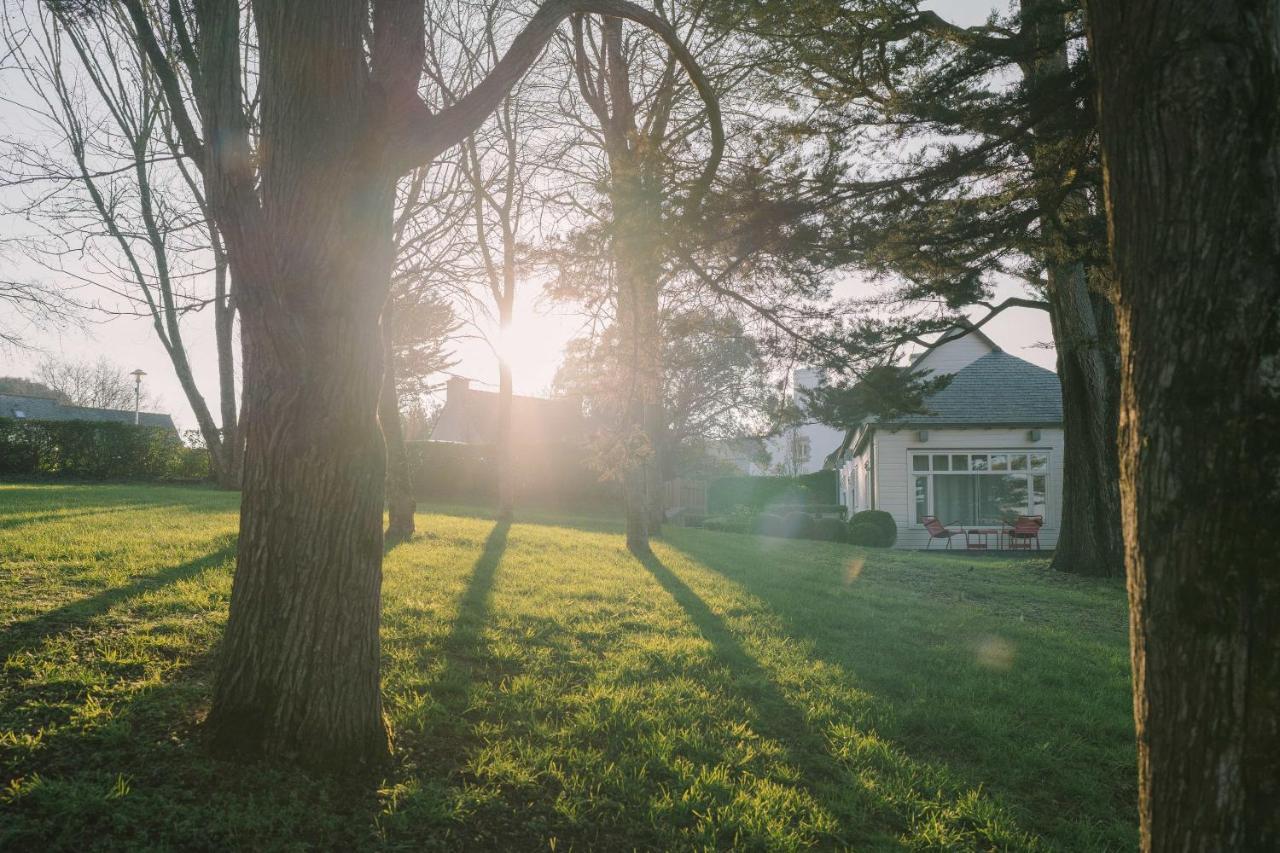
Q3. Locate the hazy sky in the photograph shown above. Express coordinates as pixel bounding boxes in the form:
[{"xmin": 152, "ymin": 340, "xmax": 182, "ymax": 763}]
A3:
[{"xmin": 0, "ymin": 0, "xmax": 1045, "ymax": 433}]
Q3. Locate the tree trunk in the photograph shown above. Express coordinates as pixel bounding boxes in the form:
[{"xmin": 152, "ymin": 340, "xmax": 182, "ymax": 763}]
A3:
[
  {"xmin": 204, "ymin": 1, "xmax": 393, "ymax": 772},
  {"xmin": 1021, "ymin": 0, "xmax": 1124, "ymax": 577},
  {"xmin": 212, "ymin": 240, "xmax": 242, "ymax": 489},
  {"xmin": 496, "ymin": 297, "xmax": 516, "ymax": 520},
  {"xmin": 1046, "ymin": 263, "xmax": 1124, "ymax": 577},
  {"xmin": 381, "ymin": 307, "xmax": 415, "ymax": 542},
  {"xmin": 1087, "ymin": 1, "xmax": 1280, "ymax": 847}
]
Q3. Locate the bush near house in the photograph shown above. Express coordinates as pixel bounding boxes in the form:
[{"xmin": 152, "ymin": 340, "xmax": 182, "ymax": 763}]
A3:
[
  {"xmin": 707, "ymin": 470, "xmax": 838, "ymax": 514},
  {"xmin": 782, "ymin": 511, "xmax": 816, "ymax": 539},
  {"xmin": 812, "ymin": 517, "xmax": 848, "ymax": 542},
  {"xmin": 0, "ymin": 418, "xmax": 206, "ymax": 481},
  {"xmin": 848, "ymin": 510, "xmax": 898, "ymax": 548}
]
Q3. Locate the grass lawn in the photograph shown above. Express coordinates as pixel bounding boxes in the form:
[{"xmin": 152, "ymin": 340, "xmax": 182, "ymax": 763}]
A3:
[{"xmin": 0, "ymin": 484, "xmax": 1137, "ymax": 851}]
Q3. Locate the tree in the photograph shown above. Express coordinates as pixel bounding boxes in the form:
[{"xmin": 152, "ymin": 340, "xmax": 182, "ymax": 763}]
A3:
[
  {"xmin": 712, "ymin": 0, "xmax": 1124, "ymax": 577},
  {"xmin": 36, "ymin": 355, "xmax": 157, "ymax": 410},
  {"xmin": 0, "ymin": 376, "xmax": 71, "ymax": 403},
  {"xmin": 102, "ymin": 0, "xmax": 718, "ymax": 771},
  {"xmin": 1086, "ymin": 0, "xmax": 1280, "ymax": 847},
  {"xmin": 554, "ymin": 307, "xmax": 775, "ymax": 477},
  {"xmin": 2, "ymin": 4, "xmax": 243, "ymax": 487}
]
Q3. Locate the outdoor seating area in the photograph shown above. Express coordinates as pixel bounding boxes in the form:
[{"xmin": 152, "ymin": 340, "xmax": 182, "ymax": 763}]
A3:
[{"xmin": 922, "ymin": 515, "xmax": 1044, "ymax": 551}]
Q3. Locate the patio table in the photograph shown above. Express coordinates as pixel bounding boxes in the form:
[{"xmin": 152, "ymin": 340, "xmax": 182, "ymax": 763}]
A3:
[{"xmin": 964, "ymin": 527, "xmax": 1002, "ymax": 550}]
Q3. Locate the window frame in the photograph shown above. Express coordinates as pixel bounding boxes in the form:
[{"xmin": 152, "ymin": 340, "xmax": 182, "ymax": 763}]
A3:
[{"xmin": 907, "ymin": 448, "xmax": 1051, "ymax": 526}]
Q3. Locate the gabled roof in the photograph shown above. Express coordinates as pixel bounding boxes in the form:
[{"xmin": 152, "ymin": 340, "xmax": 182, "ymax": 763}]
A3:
[
  {"xmin": 836, "ymin": 349, "xmax": 1063, "ymax": 461},
  {"xmin": 0, "ymin": 393, "xmax": 178, "ymax": 432},
  {"xmin": 887, "ymin": 350, "xmax": 1063, "ymax": 427}
]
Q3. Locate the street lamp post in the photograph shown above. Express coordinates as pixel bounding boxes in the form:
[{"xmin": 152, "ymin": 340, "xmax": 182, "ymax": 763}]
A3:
[{"xmin": 129, "ymin": 369, "xmax": 147, "ymax": 425}]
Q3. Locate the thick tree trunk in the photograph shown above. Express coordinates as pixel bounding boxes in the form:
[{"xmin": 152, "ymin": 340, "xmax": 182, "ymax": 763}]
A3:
[
  {"xmin": 1088, "ymin": 1, "xmax": 1280, "ymax": 847},
  {"xmin": 1021, "ymin": 0, "xmax": 1124, "ymax": 577},
  {"xmin": 381, "ymin": 310, "xmax": 415, "ymax": 542},
  {"xmin": 204, "ymin": 1, "xmax": 393, "ymax": 772},
  {"xmin": 1046, "ymin": 263, "xmax": 1124, "ymax": 577}
]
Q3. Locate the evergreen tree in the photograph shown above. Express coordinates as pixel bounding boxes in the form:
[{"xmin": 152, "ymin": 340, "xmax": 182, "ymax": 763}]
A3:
[{"xmin": 713, "ymin": 0, "xmax": 1123, "ymax": 576}]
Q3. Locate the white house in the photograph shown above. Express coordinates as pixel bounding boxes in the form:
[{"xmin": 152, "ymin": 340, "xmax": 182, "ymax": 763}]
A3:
[
  {"xmin": 836, "ymin": 327, "xmax": 1065, "ymax": 549},
  {"xmin": 764, "ymin": 368, "xmax": 848, "ymax": 476}
]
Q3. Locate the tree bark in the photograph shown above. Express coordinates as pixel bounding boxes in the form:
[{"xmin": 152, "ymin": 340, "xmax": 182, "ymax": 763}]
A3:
[
  {"xmin": 1087, "ymin": 1, "xmax": 1280, "ymax": 847},
  {"xmin": 203, "ymin": 0, "xmax": 393, "ymax": 771},
  {"xmin": 381, "ymin": 307, "xmax": 415, "ymax": 542},
  {"xmin": 1046, "ymin": 263, "xmax": 1124, "ymax": 577}
]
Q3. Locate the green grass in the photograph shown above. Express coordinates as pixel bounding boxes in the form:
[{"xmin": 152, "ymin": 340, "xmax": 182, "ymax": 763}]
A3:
[{"xmin": 0, "ymin": 484, "xmax": 1137, "ymax": 850}]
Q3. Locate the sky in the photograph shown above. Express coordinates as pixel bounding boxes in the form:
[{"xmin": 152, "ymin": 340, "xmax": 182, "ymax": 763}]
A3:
[{"xmin": 0, "ymin": 0, "xmax": 1046, "ymax": 433}]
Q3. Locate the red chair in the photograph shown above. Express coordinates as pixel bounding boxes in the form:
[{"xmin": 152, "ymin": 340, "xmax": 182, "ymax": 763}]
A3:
[
  {"xmin": 1006, "ymin": 515, "xmax": 1044, "ymax": 550},
  {"xmin": 922, "ymin": 516, "xmax": 963, "ymax": 549}
]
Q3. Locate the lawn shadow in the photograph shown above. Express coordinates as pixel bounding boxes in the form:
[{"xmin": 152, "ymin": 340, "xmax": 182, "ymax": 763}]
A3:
[
  {"xmin": 0, "ymin": 534, "xmax": 237, "ymax": 662},
  {"xmin": 418, "ymin": 519, "xmax": 511, "ymax": 720},
  {"xmin": 636, "ymin": 551, "xmax": 844, "ymax": 789},
  {"xmin": 0, "ymin": 503, "xmax": 152, "ymax": 531}
]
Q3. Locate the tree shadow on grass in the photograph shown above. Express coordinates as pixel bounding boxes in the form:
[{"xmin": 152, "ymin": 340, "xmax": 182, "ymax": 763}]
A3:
[
  {"xmin": 0, "ymin": 534, "xmax": 237, "ymax": 662},
  {"xmin": 408, "ymin": 520, "xmax": 511, "ymax": 740},
  {"xmin": 634, "ymin": 550, "xmax": 846, "ymax": 790},
  {"xmin": 0, "ymin": 503, "xmax": 152, "ymax": 531}
]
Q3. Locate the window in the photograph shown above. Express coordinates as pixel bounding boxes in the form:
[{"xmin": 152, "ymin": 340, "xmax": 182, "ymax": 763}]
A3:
[{"xmin": 910, "ymin": 450, "xmax": 1050, "ymax": 525}]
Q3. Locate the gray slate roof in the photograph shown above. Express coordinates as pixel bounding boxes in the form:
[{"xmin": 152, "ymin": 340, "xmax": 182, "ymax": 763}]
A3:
[
  {"xmin": 0, "ymin": 393, "xmax": 177, "ymax": 432},
  {"xmin": 886, "ymin": 351, "xmax": 1063, "ymax": 426}
]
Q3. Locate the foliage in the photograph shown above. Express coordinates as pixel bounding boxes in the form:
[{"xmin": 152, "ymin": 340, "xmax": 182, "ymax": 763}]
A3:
[
  {"xmin": 0, "ymin": 377, "xmax": 69, "ymax": 403},
  {"xmin": 707, "ymin": 470, "xmax": 838, "ymax": 514},
  {"xmin": 0, "ymin": 484, "xmax": 1136, "ymax": 849},
  {"xmin": 35, "ymin": 356, "xmax": 155, "ymax": 411},
  {"xmin": 811, "ymin": 517, "xmax": 848, "ymax": 543},
  {"xmin": 848, "ymin": 510, "xmax": 898, "ymax": 548},
  {"xmin": 781, "ymin": 510, "xmax": 816, "ymax": 540},
  {"xmin": 754, "ymin": 513, "xmax": 786, "ymax": 538},
  {"xmin": 803, "ymin": 363, "xmax": 953, "ymax": 430},
  {"xmin": 0, "ymin": 418, "xmax": 205, "ymax": 481}
]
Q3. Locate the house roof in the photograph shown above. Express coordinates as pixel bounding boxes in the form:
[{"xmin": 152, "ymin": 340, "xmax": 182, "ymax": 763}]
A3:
[
  {"xmin": 886, "ymin": 350, "xmax": 1063, "ymax": 427},
  {"xmin": 0, "ymin": 393, "xmax": 178, "ymax": 432},
  {"xmin": 428, "ymin": 388, "xmax": 586, "ymax": 445},
  {"xmin": 835, "ymin": 349, "xmax": 1063, "ymax": 462}
]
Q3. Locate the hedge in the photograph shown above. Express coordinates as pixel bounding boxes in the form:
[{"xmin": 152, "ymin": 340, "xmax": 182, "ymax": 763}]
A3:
[
  {"xmin": 0, "ymin": 418, "xmax": 207, "ymax": 481},
  {"xmin": 707, "ymin": 469, "xmax": 838, "ymax": 514}
]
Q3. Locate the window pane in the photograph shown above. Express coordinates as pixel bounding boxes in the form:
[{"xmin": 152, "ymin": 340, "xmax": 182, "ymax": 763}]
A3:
[
  {"xmin": 951, "ymin": 454, "xmax": 969, "ymax": 471},
  {"xmin": 976, "ymin": 474, "xmax": 1028, "ymax": 524},
  {"xmin": 1032, "ymin": 475, "xmax": 1047, "ymax": 518},
  {"xmin": 935, "ymin": 475, "xmax": 976, "ymax": 525},
  {"xmin": 913, "ymin": 455, "xmax": 929, "ymax": 472},
  {"xmin": 932, "ymin": 454, "xmax": 950, "ymax": 471},
  {"xmin": 1030, "ymin": 452, "xmax": 1049, "ymax": 472},
  {"xmin": 1010, "ymin": 454, "xmax": 1028, "ymax": 471},
  {"xmin": 990, "ymin": 453, "xmax": 1009, "ymax": 471},
  {"xmin": 971, "ymin": 454, "xmax": 989, "ymax": 471},
  {"xmin": 915, "ymin": 476, "xmax": 930, "ymax": 521}
]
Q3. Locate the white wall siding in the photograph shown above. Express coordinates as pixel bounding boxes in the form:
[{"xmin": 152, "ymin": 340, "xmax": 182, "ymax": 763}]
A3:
[
  {"xmin": 913, "ymin": 333, "xmax": 993, "ymax": 378},
  {"xmin": 871, "ymin": 427, "xmax": 1065, "ymax": 550}
]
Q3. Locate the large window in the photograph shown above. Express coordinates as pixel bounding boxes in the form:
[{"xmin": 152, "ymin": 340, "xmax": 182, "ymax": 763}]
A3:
[{"xmin": 912, "ymin": 451, "xmax": 1049, "ymax": 525}]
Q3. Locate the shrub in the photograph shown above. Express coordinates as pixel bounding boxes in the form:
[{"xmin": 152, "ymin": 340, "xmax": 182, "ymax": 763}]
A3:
[
  {"xmin": 755, "ymin": 513, "xmax": 786, "ymax": 538},
  {"xmin": 847, "ymin": 510, "xmax": 898, "ymax": 548},
  {"xmin": 0, "ymin": 418, "xmax": 201, "ymax": 481},
  {"xmin": 812, "ymin": 517, "xmax": 848, "ymax": 543},
  {"xmin": 782, "ymin": 511, "xmax": 815, "ymax": 539},
  {"xmin": 707, "ymin": 469, "xmax": 838, "ymax": 514},
  {"xmin": 769, "ymin": 503, "xmax": 847, "ymax": 519}
]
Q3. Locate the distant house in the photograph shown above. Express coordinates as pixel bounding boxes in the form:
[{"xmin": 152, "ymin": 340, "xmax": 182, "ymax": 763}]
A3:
[
  {"xmin": 428, "ymin": 377, "xmax": 585, "ymax": 445},
  {"xmin": 765, "ymin": 368, "xmax": 849, "ymax": 476},
  {"xmin": 706, "ymin": 436, "xmax": 772, "ymax": 475},
  {"xmin": 0, "ymin": 393, "xmax": 177, "ymax": 433},
  {"xmin": 833, "ymin": 327, "xmax": 1064, "ymax": 549}
]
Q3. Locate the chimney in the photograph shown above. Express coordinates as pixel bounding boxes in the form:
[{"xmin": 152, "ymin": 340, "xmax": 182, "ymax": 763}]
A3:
[{"xmin": 446, "ymin": 376, "xmax": 470, "ymax": 403}]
